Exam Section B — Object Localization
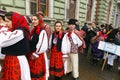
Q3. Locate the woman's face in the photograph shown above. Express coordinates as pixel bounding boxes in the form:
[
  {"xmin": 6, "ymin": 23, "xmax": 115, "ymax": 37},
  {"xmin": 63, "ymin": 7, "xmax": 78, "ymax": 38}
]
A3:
[
  {"xmin": 55, "ymin": 23, "xmax": 62, "ymax": 32},
  {"xmin": 31, "ymin": 16, "xmax": 39, "ymax": 26},
  {"xmin": 103, "ymin": 29, "xmax": 107, "ymax": 34},
  {"xmin": 92, "ymin": 22, "xmax": 96, "ymax": 28},
  {"xmin": 5, "ymin": 16, "xmax": 12, "ymax": 29}
]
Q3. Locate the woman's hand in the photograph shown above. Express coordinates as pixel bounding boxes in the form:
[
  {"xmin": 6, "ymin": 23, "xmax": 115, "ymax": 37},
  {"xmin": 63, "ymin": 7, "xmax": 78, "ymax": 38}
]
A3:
[
  {"xmin": 62, "ymin": 57, "xmax": 68, "ymax": 63},
  {"xmin": 31, "ymin": 52, "xmax": 39, "ymax": 60}
]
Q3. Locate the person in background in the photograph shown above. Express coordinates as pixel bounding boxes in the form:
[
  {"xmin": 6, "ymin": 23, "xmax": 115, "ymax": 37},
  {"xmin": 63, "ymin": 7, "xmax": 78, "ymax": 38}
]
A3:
[
  {"xmin": 0, "ymin": 10, "xmax": 6, "ymax": 27},
  {"xmin": 62, "ymin": 19, "xmax": 82, "ymax": 80},
  {"xmin": 90, "ymin": 31, "xmax": 104, "ymax": 66},
  {"xmin": 81, "ymin": 22, "xmax": 89, "ymax": 55},
  {"xmin": 75, "ymin": 19, "xmax": 80, "ymax": 31},
  {"xmin": 28, "ymin": 14, "xmax": 48, "ymax": 80},
  {"xmin": 91, "ymin": 22, "xmax": 99, "ymax": 33},
  {"xmin": 37, "ymin": 11, "xmax": 52, "ymax": 41},
  {"xmin": 81, "ymin": 22, "xmax": 88, "ymax": 34},
  {"xmin": 49, "ymin": 21, "xmax": 65, "ymax": 80},
  {"xmin": 0, "ymin": 9, "xmax": 6, "ymax": 72},
  {"xmin": 105, "ymin": 29, "xmax": 118, "ymax": 71},
  {"xmin": 113, "ymin": 28, "xmax": 120, "ymax": 73},
  {"xmin": 1, "ymin": 12, "xmax": 31, "ymax": 80}
]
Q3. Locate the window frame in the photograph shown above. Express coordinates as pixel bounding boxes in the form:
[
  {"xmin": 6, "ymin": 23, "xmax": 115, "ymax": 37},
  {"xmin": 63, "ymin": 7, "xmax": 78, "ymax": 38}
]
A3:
[
  {"xmin": 66, "ymin": 0, "xmax": 76, "ymax": 19},
  {"xmin": 39, "ymin": 0, "xmax": 49, "ymax": 16},
  {"xmin": 30, "ymin": 0, "xmax": 37, "ymax": 15},
  {"xmin": 30, "ymin": 0, "xmax": 49, "ymax": 17}
]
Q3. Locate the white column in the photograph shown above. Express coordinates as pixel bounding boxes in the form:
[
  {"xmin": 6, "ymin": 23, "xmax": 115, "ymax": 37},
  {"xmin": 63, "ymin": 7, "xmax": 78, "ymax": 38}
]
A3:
[
  {"xmin": 75, "ymin": 0, "xmax": 80, "ymax": 19},
  {"xmin": 48, "ymin": 0, "xmax": 53, "ymax": 18},
  {"xmin": 85, "ymin": 0, "xmax": 88, "ymax": 21},
  {"xmin": 114, "ymin": 5, "xmax": 117, "ymax": 27},
  {"xmin": 64, "ymin": 0, "xmax": 68, "ymax": 19},
  {"xmin": 25, "ymin": 0, "xmax": 30, "ymax": 15}
]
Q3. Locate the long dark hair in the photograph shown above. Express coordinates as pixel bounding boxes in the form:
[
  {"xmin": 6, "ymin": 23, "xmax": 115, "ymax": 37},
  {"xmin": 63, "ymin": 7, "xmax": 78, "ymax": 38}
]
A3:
[
  {"xmin": 5, "ymin": 11, "xmax": 13, "ymax": 21},
  {"xmin": 31, "ymin": 14, "xmax": 44, "ymax": 28}
]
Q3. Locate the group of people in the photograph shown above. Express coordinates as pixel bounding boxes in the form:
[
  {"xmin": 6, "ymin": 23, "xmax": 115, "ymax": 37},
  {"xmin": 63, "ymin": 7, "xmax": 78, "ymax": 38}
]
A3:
[
  {"xmin": 82, "ymin": 22, "xmax": 120, "ymax": 73},
  {"xmin": 0, "ymin": 9, "xmax": 85, "ymax": 80}
]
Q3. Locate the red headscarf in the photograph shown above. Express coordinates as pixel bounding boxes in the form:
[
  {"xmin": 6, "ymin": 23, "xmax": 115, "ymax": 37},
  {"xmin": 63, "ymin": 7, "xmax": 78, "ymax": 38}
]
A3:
[
  {"xmin": 10, "ymin": 12, "xmax": 30, "ymax": 32},
  {"xmin": 9, "ymin": 12, "xmax": 30, "ymax": 39}
]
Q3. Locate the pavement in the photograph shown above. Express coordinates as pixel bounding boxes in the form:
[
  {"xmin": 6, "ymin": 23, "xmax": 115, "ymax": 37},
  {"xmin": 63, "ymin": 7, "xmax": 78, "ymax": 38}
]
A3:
[
  {"xmin": 49, "ymin": 52, "xmax": 120, "ymax": 80},
  {"xmin": 0, "ymin": 52, "xmax": 119, "ymax": 80}
]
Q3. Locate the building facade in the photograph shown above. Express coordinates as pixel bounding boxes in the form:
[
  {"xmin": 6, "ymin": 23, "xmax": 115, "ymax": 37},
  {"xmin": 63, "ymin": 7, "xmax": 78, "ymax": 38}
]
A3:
[
  {"xmin": 0, "ymin": 0, "xmax": 26, "ymax": 14},
  {"xmin": 114, "ymin": 0, "xmax": 120, "ymax": 28},
  {"xmin": 0, "ymin": 0, "xmax": 118, "ymax": 27}
]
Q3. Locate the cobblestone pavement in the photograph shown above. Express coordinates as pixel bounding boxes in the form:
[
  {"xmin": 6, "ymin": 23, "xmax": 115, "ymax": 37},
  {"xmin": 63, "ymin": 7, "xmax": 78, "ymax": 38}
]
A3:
[{"xmin": 49, "ymin": 53, "xmax": 120, "ymax": 80}]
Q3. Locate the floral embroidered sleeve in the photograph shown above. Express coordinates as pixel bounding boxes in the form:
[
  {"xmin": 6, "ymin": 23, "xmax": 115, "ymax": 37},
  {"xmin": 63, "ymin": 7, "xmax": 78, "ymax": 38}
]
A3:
[{"xmin": 0, "ymin": 27, "xmax": 24, "ymax": 47}]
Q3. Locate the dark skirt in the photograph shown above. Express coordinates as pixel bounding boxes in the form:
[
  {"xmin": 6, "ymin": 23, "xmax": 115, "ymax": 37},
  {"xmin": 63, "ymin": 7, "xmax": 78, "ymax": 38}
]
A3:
[
  {"xmin": 49, "ymin": 46, "xmax": 64, "ymax": 77},
  {"xmin": 91, "ymin": 41, "xmax": 104, "ymax": 59},
  {"xmin": 28, "ymin": 53, "xmax": 46, "ymax": 80},
  {"xmin": 2, "ymin": 55, "xmax": 21, "ymax": 80}
]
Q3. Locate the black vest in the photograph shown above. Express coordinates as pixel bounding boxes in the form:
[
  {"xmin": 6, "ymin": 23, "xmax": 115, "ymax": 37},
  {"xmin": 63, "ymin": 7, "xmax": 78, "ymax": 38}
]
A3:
[
  {"xmin": 51, "ymin": 32, "xmax": 64, "ymax": 51},
  {"xmin": 30, "ymin": 29, "xmax": 43, "ymax": 52},
  {"xmin": 1, "ymin": 27, "xmax": 30, "ymax": 56}
]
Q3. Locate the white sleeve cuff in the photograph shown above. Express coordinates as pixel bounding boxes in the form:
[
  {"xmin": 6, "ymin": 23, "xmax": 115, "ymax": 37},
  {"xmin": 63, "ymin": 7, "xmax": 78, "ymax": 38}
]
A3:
[
  {"xmin": 33, "ymin": 53, "xmax": 39, "ymax": 58},
  {"xmin": 62, "ymin": 54, "xmax": 68, "ymax": 58}
]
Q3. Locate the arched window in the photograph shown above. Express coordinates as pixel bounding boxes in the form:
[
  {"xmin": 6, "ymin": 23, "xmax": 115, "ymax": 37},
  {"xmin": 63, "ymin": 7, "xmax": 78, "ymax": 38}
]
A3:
[
  {"xmin": 30, "ymin": 0, "xmax": 49, "ymax": 16},
  {"xmin": 86, "ymin": 0, "xmax": 93, "ymax": 21}
]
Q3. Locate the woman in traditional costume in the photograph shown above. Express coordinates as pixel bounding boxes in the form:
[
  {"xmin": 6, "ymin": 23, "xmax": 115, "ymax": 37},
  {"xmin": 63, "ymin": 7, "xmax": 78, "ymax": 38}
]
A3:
[
  {"xmin": 28, "ymin": 14, "xmax": 48, "ymax": 80},
  {"xmin": 1, "ymin": 12, "xmax": 31, "ymax": 80},
  {"xmin": 49, "ymin": 21, "xmax": 65, "ymax": 80}
]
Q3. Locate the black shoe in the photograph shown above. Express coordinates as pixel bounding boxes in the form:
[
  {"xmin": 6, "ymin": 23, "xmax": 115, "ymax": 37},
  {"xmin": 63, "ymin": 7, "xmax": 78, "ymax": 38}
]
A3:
[
  {"xmin": 109, "ymin": 66, "xmax": 113, "ymax": 71},
  {"xmin": 118, "ymin": 70, "xmax": 120, "ymax": 74},
  {"xmin": 92, "ymin": 59, "xmax": 98, "ymax": 66},
  {"xmin": 106, "ymin": 64, "xmax": 110, "ymax": 70},
  {"xmin": 107, "ymin": 65, "xmax": 113, "ymax": 71}
]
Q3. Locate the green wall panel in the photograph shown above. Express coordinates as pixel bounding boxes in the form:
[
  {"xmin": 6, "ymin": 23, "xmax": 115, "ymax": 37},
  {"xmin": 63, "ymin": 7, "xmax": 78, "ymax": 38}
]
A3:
[
  {"xmin": 53, "ymin": 0, "xmax": 65, "ymax": 20},
  {"xmin": 54, "ymin": 14, "xmax": 64, "ymax": 19},
  {"xmin": 1, "ymin": 0, "xmax": 13, "ymax": 6},
  {"xmin": 14, "ymin": 0, "xmax": 25, "ymax": 8},
  {"xmin": 80, "ymin": 0, "xmax": 87, "ymax": 4},
  {"xmin": 79, "ymin": 0, "xmax": 87, "ymax": 24},
  {"xmin": 58, "ymin": 0, "xmax": 65, "ymax": 3},
  {"xmin": 54, "ymin": 1, "xmax": 64, "ymax": 8},
  {"xmin": 5, "ymin": 6, "xmax": 25, "ymax": 15},
  {"xmin": 15, "ymin": 8, "xmax": 25, "ymax": 15},
  {"xmin": 54, "ymin": 7, "xmax": 59, "ymax": 13},
  {"xmin": 80, "ymin": 8, "xmax": 86, "ymax": 14},
  {"xmin": 59, "ymin": 9, "xmax": 64, "ymax": 14}
]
